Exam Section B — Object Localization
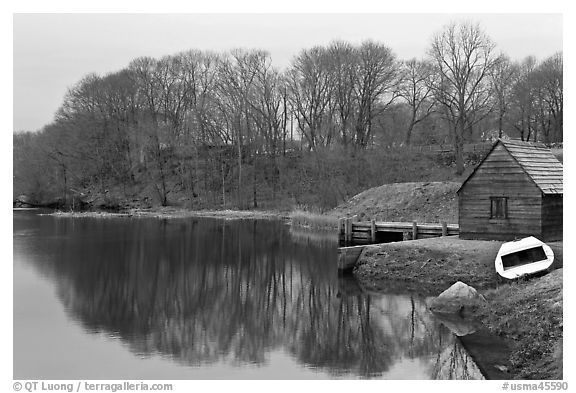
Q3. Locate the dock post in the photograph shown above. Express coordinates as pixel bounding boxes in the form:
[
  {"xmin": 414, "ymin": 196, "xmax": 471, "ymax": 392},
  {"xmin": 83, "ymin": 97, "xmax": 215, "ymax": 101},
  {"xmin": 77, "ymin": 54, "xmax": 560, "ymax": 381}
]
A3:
[
  {"xmin": 412, "ymin": 221, "xmax": 418, "ymax": 240},
  {"xmin": 345, "ymin": 217, "xmax": 352, "ymax": 245},
  {"xmin": 370, "ymin": 219, "xmax": 376, "ymax": 243},
  {"xmin": 338, "ymin": 218, "xmax": 344, "ymax": 241},
  {"xmin": 442, "ymin": 221, "xmax": 448, "ymax": 237},
  {"xmin": 349, "ymin": 215, "xmax": 358, "ymax": 245}
]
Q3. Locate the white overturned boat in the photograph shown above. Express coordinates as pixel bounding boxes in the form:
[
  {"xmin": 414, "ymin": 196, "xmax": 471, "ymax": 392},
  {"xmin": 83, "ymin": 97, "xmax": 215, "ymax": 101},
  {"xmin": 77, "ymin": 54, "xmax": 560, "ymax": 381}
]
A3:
[{"xmin": 495, "ymin": 236, "xmax": 554, "ymax": 280}]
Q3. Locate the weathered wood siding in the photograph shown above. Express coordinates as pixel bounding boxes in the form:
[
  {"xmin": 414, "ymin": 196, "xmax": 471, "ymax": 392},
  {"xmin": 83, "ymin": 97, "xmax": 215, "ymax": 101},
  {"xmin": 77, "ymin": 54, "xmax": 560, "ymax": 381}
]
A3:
[
  {"xmin": 459, "ymin": 144, "xmax": 543, "ymax": 240},
  {"xmin": 541, "ymin": 194, "xmax": 563, "ymax": 241}
]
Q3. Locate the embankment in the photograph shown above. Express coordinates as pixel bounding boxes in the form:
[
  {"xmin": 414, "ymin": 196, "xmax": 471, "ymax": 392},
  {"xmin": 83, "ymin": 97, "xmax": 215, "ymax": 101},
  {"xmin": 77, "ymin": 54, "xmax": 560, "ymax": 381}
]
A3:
[
  {"xmin": 353, "ymin": 237, "xmax": 502, "ymax": 295},
  {"xmin": 329, "ymin": 181, "xmax": 460, "ymax": 223},
  {"xmin": 352, "ymin": 237, "xmax": 563, "ymax": 380},
  {"xmin": 478, "ymin": 268, "xmax": 563, "ymax": 380}
]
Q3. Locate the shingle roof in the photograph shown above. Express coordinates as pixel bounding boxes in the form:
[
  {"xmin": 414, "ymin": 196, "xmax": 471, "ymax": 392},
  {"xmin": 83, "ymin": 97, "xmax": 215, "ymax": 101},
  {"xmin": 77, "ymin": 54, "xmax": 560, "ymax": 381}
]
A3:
[
  {"xmin": 500, "ymin": 139, "xmax": 563, "ymax": 194},
  {"xmin": 458, "ymin": 139, "xmax": 563, "ymax": 195}
]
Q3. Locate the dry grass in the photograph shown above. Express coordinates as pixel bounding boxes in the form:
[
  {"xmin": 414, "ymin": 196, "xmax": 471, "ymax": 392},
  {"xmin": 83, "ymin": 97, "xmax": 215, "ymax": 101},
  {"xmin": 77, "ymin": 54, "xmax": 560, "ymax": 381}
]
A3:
[
  {"xmin": 49, "ymin": 207, "xmax": 289, "ymax": 220},
  {"xmin": 48, "ymin": 211, "xmax": 132, "ymax": 218},
  {"xmin": 290, "ymin": 209, "xmax": 339, "ymax": 231},
  {"xmin": 289, "ymin": 226, "xmax": 339, "ymax": 246}
]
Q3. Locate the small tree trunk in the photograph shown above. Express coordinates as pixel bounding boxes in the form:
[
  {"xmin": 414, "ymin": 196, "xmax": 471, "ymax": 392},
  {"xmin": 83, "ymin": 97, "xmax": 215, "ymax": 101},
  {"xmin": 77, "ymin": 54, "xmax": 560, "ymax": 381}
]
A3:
[
  {"xmin": 221, "ymin": 160, "xmax": 226, "ymax": 208},
  {"xmin": 252, "ymin": 153, "xmax": 258, "ymax": 208},
  {"xmin": 62, "ymin": 166, "xmax": 67, "ymax": 209},
  {"xmin": 455, "ymin": 123, "xmax": 465, "ymax": 176},
  {"xmin": 237, "ymin": 132, "xmax": 243, "ymax": 210},
  {"xmin": 405, "ymin": 122, "xmax": 415, "ymax": 146}
]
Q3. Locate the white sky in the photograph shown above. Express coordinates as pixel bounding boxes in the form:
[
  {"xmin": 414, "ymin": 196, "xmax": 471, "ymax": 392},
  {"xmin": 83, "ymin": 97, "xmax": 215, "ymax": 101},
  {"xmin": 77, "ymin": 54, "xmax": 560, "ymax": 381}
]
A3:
[{"xmin": 13, "ymin": 13, "xmax": 563, "ymax": 132}]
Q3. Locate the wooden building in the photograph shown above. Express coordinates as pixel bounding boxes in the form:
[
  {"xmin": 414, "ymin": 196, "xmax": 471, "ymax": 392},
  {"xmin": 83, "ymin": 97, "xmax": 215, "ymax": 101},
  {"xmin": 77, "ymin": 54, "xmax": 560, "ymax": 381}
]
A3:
[{"xmin": 458, "ymin": 139, "xmax": 562, "ymax": 241}]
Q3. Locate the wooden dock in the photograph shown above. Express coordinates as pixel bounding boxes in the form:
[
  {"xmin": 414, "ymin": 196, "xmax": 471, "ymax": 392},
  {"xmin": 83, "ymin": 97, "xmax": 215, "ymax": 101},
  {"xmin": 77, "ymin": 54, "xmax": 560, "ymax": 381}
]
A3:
[
  {"xmin": 339, "ymin": 216, "xmax": 459, "ymax": 246},
  {"xmin": 337, "ymin": 217, "xmax": 459, "ymax": 272}
]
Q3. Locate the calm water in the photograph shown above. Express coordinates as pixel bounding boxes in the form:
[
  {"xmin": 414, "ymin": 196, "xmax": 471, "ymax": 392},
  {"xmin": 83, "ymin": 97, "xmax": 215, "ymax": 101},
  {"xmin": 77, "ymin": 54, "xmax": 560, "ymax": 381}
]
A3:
[{"xmin": 13, "ymin": 210, "xmax": 483, "ymax": 380}]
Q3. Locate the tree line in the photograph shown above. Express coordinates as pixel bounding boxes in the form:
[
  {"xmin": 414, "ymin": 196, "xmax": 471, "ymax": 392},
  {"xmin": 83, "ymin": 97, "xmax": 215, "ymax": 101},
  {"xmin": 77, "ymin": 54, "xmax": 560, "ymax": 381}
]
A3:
[{"xmin": 13, "ymin": 22, "xmax": 562, "ymax": 210}]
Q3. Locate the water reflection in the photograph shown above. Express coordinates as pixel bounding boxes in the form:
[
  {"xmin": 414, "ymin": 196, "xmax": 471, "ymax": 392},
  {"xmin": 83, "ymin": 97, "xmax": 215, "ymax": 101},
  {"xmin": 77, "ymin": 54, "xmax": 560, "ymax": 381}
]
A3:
[{"xmin": 13, "ymin": 212, "xmax": 483, "ymax": 379}]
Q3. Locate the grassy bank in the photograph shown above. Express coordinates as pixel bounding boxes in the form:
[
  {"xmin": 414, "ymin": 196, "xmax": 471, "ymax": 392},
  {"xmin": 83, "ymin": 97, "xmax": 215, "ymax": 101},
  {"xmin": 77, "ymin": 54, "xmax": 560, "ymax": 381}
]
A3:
[
  {"xmin": 353, "ymin": 237, "xmax": 502, "ymax": 295},
  {"xmin": 329, "ymin": 181, "xmax": 460, "ymax": 223},
  {"xmin": 353, "ymin": 237, "xmax": 563, "ymax": 294},
  {"xmin": 49, "ymin": 205, "xmax": 342, "ymax": 229},
  {"xmin": 49, "ymin": 207, "xmax": 290, "ymax": 221},
  {"xmin": 477, "ymin": 269, "xmax": 563, "ymax": 380},
  {"xmin": 352, "ymin": 237, "xmax": 563, "ymax": 379}
]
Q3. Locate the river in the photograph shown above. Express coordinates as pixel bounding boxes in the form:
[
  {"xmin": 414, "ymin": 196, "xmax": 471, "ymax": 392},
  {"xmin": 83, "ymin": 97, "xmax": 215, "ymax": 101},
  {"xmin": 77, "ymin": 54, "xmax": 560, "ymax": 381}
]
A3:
[{"xmin": 13, "ymin": 210, "xmax": 483, "ymax": 379}]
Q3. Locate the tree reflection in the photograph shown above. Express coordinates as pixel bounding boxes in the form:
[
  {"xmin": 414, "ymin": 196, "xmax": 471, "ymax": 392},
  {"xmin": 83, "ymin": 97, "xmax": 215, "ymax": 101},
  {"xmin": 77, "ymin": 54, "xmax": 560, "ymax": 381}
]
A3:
[
  {"xmin": 430, "ymin": 340, "xmax": 484, "ymax": 380},
  {"xmin": 17, "ymin": 214, "xmax": 483, "ymax": 379}
]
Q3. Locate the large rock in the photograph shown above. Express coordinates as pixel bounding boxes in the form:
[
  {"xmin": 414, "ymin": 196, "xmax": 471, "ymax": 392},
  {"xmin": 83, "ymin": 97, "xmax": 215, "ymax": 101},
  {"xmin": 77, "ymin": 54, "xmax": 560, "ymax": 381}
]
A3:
[
  {"xmin": 429, "ymin": 281, "xmax": 487, "ymax": 316},
  {"xmin": 434, "ymin": 314, "xmax": 478, "ymax": 336}
]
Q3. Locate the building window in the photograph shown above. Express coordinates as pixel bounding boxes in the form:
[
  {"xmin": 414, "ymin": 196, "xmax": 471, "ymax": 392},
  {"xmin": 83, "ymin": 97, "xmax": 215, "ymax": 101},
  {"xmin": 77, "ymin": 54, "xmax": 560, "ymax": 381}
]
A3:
[{"xmin": 490, "ymin": 197, "xmax": 508, "ymax": 219}]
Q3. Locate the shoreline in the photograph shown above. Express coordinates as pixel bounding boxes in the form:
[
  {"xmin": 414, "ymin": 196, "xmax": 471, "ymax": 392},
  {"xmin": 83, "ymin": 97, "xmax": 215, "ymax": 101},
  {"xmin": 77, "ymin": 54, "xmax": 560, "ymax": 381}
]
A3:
[
  {"xmin": 42, "ymin": 207, "xmax": 292, "ymax": 221},
  {"xmin": 351, "ymin": 237, "xmax": 563, "ymax": 380},
  {"xmin": 38, "ymin": 207, "xmax": 342, "ymax": 230}
]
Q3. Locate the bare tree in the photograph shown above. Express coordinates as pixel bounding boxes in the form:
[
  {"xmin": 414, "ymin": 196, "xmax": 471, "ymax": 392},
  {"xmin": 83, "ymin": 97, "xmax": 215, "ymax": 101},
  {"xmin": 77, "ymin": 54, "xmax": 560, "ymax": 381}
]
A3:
[
  {"xmin": 216, "ymin": 49, "xmax": 266, "ymax": 208},
  {"xmin": 398, "ymin": 59, "xmax": 436, "ymax": 145},
  {"xmin": 489, "ymin": 55, "xmax": 519, "ymax": 139},
  {"xmin": 535, "ymin": 52, "xmax": 563, "ymax": 143},
  {"xmin": 287, "ymin": 47, "xmax": 334, "ymax": 150},
  {"xmin": 353, "ymin": 41, "xmax": 401, "ymax": 147},
  {"xmin": 326, "ymin": 41, "xmax": 358, "ymax": 148},
  {"xmin": 509, "ymin": 56, "xmax": 537, "ymax": 141},
  {"xmin": 128, "ymin": 57, "xmax": 173, "ymax": 205},
  {"xmin": 506, "ymin": 54, "xmax": 562, "ymax": 144},
  {"xmin": 428, "ymin": 22, "xmax": 499, "ymax": 175}
]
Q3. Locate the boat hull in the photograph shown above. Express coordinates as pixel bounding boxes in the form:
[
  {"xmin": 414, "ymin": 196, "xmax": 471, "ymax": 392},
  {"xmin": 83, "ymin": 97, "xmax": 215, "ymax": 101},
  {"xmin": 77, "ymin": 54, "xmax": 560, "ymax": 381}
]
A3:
[
  {"xmin": 495, "ymin": 236, "xmax": 554, "ymax": 279},
  {"xmin": 337, "ymin": 245, "xmax": 365, "ymax": 272}
]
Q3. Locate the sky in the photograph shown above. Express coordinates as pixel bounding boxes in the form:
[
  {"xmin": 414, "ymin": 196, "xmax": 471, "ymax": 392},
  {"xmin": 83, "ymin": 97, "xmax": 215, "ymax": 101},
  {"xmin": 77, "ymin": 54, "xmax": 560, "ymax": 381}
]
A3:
[{"xmin": 12, "ymin": 13, "xmax": 563, "ymax": 132}]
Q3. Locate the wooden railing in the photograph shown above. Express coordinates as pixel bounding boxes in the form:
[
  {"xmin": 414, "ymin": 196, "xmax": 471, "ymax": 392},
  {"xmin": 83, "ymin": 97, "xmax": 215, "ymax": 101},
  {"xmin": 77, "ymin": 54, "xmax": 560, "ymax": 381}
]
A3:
[{"xmin": 338, "ymin": 216, "xmax": 459, "ymax": 246}]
